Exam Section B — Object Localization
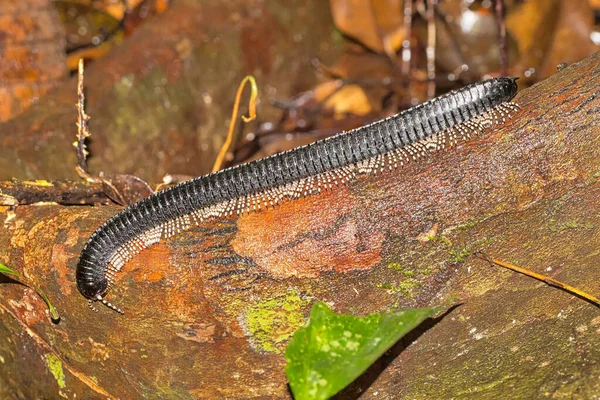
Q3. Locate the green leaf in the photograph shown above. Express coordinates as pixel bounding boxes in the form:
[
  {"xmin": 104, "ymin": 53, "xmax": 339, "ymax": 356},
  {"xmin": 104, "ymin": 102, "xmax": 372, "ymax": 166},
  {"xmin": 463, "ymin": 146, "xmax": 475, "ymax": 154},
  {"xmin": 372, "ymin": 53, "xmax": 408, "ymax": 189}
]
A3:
[
  {"xmin": 36, "ymin": 288, "xmax": 60, "ymax": 322},
  {"xmin": 285, "ymin": 301, "xmax": 442, "ymax": 400},
  {"xmin": 0, "ymin": 261, "xmax": 60, "ymax": 322},
  {"xmin": 0, "ymin": 262, "xmax": 19, "ymax": 276}
]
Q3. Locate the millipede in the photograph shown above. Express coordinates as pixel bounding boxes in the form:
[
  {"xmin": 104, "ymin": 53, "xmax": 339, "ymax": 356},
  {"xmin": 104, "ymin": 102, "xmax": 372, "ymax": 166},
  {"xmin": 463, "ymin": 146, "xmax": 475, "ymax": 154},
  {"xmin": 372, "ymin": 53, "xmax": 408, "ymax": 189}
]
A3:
[{"xmin": 76, "ymin": 77, "xmax": 520, "ymax": 313}]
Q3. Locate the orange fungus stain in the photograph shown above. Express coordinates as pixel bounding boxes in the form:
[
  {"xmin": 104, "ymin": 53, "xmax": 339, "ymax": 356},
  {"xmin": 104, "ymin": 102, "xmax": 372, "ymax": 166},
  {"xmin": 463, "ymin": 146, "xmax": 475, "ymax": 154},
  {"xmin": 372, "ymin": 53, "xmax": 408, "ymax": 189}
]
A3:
[{"xmin": 232, "ymin": 187, "xmax": 383, "ymax": 279}]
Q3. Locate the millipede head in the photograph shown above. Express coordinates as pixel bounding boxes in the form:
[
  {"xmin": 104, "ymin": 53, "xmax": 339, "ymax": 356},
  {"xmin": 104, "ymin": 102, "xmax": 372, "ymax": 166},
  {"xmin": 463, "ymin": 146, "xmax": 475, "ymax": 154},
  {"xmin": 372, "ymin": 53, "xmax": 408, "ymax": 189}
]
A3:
[{"xmin": 490, "ymin": 77, "xmax": 519, "ymax": 103}]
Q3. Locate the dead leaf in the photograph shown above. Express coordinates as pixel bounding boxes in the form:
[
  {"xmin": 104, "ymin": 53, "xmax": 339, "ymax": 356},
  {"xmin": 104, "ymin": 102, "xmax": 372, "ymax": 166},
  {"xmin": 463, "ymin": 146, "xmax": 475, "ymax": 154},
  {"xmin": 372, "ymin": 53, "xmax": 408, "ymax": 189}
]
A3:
[
  {"xmin": 324, "ymin": 84, "xmax": 372, "ymax": 118},
  {"xmin": 323, "ymin": 49, "xmax": 411, "ymax": 112},
  {"xmin": 56, "ymin": 0, "xmax": 170, "ymax": 68},
  {"xmin": 101, "ymin": 174, "xmax": 153, "ymax": 205},
  {"xmin": 330, "ymin": 0, "xmax": 405, "ymax": 53},
  {"xmin": 54, "ymin": 1, "xmax": 122, "ymax": 53},
  {"xmin": 56, "ymin": 0, "xmax": 145, "ymax": 21}
]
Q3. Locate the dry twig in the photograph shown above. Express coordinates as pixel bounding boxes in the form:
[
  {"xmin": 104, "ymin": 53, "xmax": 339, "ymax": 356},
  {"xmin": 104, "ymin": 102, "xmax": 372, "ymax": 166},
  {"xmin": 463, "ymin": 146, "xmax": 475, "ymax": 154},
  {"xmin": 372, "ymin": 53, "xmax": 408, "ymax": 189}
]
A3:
[
  {"xmin": 211, "ymin": 76, "xmax": 258, "ymax": 172},
  {"xmin": 74, "ymin": 59, "xmax": 99, "ymax": 183},
  {"xmin": 475, "ymin": 252, "xmax": 600, "ymax": 307},
  {"xmin": 426, "ymin": 0, "xmax": 437, "ymax": 97},
  {"xmin": 401, "ymin": 0, "xmax": 413, "ymax": 77},
  {"xmin": 495, "ymin": 0, "xmax": 508, "ymax": 76}
]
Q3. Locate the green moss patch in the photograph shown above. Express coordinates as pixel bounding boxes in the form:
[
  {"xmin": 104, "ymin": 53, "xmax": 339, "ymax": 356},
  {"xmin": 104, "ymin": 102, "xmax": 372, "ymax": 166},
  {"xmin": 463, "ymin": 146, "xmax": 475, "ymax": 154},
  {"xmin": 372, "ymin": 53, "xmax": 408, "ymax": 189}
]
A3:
[{"xmin": 243, "ymin": 289, "xmax": 310, "ymax": 353}]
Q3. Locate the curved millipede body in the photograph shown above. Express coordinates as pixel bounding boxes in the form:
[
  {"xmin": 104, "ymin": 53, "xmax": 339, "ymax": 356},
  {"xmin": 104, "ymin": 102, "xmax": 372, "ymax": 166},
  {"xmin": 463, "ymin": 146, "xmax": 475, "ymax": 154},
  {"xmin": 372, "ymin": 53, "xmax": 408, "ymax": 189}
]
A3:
[{"xmin": 76, "ymin": 77, "xmax": 520, "ymax": 313}]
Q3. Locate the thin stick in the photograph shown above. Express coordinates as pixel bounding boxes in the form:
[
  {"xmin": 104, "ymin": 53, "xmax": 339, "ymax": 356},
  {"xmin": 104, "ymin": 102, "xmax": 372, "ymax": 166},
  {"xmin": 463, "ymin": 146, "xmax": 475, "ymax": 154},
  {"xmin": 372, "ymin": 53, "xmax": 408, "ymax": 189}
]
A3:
[
  {"xmin": 211, "ymin": 76, "xmax": 258, "ymax": 173},
  {"xmin": 475, "ymin": 252, "xmax": 600, "ymax": 307},
  {"xmin": 75, "ymin": 59, "xmax": 90, "ymax": 176},
  {"xmin": 401, "ymin": 0, "xmax": 413, "ymax": 77},
  {"xmin": 74, "ymin": 59, "xmax": 100, "ymax": 183},
  {"xmin": 426, "ymin": 0, "xmax": 437, "ymax": 98},
  {"xmin": 0, "ymin": 179, "xmax": 111, "ymax": 206},
  {"xmin": 495, "ymin": 0, "xmax": 508, "ymax": 77}
]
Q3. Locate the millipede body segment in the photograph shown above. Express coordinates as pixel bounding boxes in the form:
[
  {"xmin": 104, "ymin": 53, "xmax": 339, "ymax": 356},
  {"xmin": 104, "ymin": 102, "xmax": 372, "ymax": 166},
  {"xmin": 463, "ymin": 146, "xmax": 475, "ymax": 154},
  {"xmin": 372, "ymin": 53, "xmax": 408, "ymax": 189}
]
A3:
[{"xmin": 76, "ymin": 78, "xmax": 520, "ymax": 313}]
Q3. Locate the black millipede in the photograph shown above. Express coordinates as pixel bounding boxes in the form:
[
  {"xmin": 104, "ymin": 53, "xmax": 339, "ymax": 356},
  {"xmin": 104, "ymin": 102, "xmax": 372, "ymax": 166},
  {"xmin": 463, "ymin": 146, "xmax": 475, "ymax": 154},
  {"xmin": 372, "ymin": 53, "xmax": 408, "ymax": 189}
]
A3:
[{"xmin": 76, "ymin": 77, "xmax": 520, "ymax": 313}]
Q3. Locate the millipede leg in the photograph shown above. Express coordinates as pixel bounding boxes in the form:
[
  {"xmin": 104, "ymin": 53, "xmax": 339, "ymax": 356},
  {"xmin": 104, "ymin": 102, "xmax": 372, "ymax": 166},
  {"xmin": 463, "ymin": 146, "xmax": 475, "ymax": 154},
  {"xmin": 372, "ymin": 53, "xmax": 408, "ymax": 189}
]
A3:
[
  {"xmin": 88, "ymin": 299, "xmax": 98, "ymax": 312},
  {"xmin": 96, "ymin": 295, "xmax": 124, "ymax": 314}
]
